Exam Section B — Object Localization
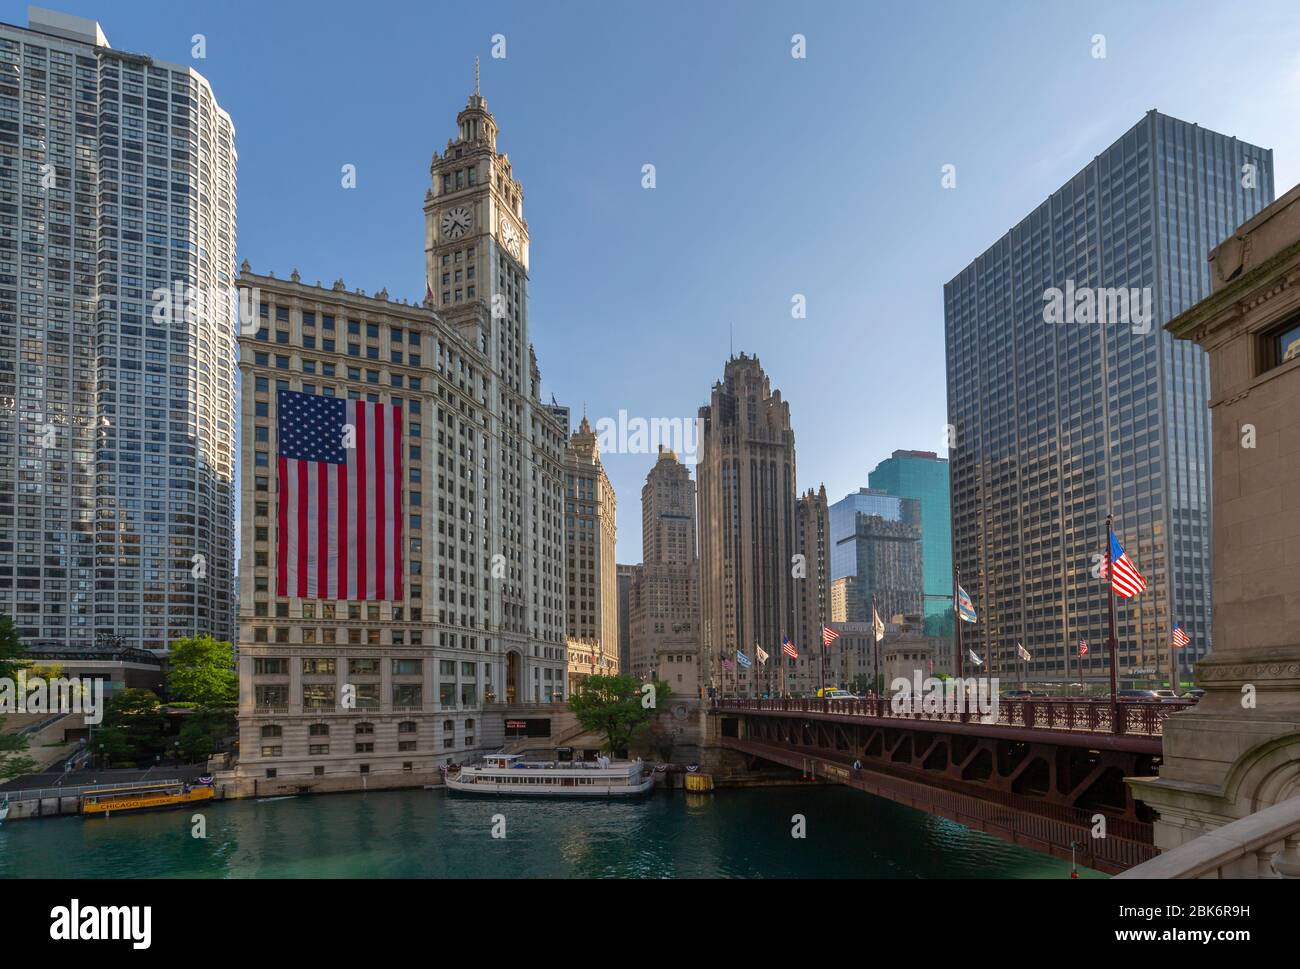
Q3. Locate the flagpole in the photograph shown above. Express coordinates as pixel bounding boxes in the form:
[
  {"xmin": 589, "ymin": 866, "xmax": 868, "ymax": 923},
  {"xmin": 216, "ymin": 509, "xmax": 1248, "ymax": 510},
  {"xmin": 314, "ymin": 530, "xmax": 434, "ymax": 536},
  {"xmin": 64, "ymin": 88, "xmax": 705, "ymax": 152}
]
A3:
[
  {"xmin": 954, "ymin": 566, "xmax": 964, "ymax": 683},
  {"xmin": 819, "ymin": 627, "xmax": 826, "ymax": 698},
  {"xmin": 1105, "ymin": 513, "xmax": 1120, "ymax": 734},
  {"xmin": 872, "ymin": 593, "xmax": 881, "ymax": 717}
]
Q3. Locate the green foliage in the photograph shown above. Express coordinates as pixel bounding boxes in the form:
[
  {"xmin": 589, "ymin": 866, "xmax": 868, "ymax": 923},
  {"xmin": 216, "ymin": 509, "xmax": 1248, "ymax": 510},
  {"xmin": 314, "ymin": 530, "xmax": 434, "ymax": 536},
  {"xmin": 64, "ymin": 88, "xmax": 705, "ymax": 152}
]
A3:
[
  {"xmin": 92, "ymin": 725, "xmax": 136, "ymax": 768},
  {"xmin": 568, "ymin": 674, "xmax": 672, "ymax": 755},
  {"xmin": 166, "ymin": 635, "xmax": 238, "ymax": 707},
  {"xmin": 0, "ymin": 714, "xmax": 36, "ymax": 779},
  {"xmin": 0, "ymin": 614, "xmax": 26, "ymax": 682},
  {"xmin": 103, "ymin": 688, "xmax": 167, "ymax": 760},
  {"xmin": 178, "ymin": 719, "xmax": 216, "ymax": 764}
]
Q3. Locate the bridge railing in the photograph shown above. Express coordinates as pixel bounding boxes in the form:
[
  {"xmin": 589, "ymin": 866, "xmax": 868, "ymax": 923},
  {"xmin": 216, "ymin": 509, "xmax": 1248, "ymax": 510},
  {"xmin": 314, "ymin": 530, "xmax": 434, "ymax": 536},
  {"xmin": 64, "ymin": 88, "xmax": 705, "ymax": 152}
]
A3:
[
  {"xmin": 711, "ymin": 695, "xmax": 1192, "ymax": 736},
  {"xmin": 1116, "ymin": 796, "xmax": 1300, "ymax": 879}
]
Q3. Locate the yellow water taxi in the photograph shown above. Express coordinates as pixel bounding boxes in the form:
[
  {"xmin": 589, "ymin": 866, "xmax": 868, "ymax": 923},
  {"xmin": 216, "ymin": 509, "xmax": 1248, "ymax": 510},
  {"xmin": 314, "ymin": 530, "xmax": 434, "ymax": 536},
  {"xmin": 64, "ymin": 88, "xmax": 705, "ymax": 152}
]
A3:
[{"xmin": 80, "ymin": 780, "xmax": 214, "ymax": 817}]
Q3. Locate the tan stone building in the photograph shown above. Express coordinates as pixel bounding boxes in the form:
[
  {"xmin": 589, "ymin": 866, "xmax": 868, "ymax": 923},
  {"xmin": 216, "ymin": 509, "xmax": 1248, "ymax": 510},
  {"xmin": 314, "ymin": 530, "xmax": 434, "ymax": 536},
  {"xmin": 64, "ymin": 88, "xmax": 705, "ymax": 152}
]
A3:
[
  {"xmin": 792, "ymin": 485, "xmax": 831, "ymax": 695},
  {"xmin": 830, "ymin": 576, "xmax": 857, "ymax": 623},
  {"xmin": 1128, "ymin": 182, "xmax": 1300, "ymax": 857},
  {"xmin": 229, "ymin": 84, "xmax": 568, "ymax": 792},
  {"xmin": 565, "ymin": 416, "xmax": 619, "ymax": 684},
  {"xmin": 697, "ymin": 354, "xmax": 804, "ymax": 696},
  {"xmin": 628, "ymin": 448, "xmax": 700, "ymax": 687}
]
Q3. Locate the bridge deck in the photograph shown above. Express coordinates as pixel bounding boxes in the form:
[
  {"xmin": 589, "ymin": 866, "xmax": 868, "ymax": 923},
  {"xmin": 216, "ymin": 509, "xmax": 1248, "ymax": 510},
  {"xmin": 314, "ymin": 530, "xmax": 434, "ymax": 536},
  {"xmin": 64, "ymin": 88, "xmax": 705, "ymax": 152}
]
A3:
[{"xmin": 715, "ymin": 697, "xmax": 1186, "ymax": 754}]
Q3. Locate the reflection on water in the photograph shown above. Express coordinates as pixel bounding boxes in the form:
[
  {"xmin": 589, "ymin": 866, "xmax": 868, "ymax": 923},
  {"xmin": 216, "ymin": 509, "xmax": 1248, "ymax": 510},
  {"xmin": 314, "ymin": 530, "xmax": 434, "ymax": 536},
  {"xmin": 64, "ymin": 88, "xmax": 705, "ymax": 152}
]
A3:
[{"xmin": 0, "ymin": 785, "xmax": 1105, "ymax": 879}]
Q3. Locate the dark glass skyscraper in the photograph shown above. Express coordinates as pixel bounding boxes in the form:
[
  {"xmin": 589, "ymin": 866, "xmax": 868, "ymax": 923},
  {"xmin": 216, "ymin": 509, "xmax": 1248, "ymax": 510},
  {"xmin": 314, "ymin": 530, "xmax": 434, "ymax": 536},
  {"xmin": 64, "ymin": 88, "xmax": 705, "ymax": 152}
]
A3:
[{"xmin": 944, "ymin": 111, "xmax": 1272, "ymax": 683}]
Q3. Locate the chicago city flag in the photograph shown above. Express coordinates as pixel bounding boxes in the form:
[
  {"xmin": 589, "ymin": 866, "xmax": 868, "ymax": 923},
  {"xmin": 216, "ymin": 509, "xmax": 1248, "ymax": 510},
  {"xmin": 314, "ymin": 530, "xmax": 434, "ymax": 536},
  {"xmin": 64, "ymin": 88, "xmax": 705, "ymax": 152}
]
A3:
[
  {"xmin": 957, "ymin": 585, "xmax": 977, "ymax": 623},
  {"xmin": 277, "ymin": 390, "xmax": 404, "ymax": 601}
]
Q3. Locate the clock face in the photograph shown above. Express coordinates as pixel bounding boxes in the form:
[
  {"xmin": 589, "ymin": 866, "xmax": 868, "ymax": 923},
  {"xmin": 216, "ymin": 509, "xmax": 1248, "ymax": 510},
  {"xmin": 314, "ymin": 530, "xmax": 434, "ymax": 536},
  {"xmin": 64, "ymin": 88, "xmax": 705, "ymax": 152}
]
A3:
[
  {"xmin": 499, "ymin": 217, "xmax": 520, "ymax": 257},
  {"xmin": 441, "ymin": 206, "xmax": 472, "ymax": 239}
]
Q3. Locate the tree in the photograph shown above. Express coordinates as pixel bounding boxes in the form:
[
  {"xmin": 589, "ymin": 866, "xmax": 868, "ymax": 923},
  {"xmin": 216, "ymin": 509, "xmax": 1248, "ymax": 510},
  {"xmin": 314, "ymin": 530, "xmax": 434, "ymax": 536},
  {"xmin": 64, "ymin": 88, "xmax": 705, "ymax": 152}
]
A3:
[
  {"xmin": 0, "ymin": 716, "xmax": 36, "ymax": 780},
  {"xmin": 104, "ymin": 688, "xmax": 167, "ymax": 761},
  {"xmin": 91, "ymin": 725, "xmax": 136, "ymax": 768},
  {"xmin": 177, "ymin": 718, "xmax": 216, "ymax": 764},
  {"xmin": 166, "ymin": 634, "xmax": 237, "ymax": 707},
  {"xmin": 0, "ymin": 614, "xmax": 26, "ymax": 682},
  {"xmin": 568, "ymin": 673, "xmax": 671, "ymax": 756}
]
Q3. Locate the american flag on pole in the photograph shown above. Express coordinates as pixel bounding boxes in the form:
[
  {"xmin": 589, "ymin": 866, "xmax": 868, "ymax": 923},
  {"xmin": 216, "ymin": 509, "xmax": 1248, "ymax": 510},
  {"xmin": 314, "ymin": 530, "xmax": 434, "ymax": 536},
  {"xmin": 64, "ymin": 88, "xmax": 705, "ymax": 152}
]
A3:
[
  {"xmin": 1107, "ymin": 530, "xmax": 1147, "ymax": 598},
  {"xmin": 821, "ymin": 625, "xmax": 839, "ymax": 647},
  {"xmin": 781, "ymin": 636, "xmax": 798, "ymax": 659},
  {"xmin": 277, "ymin": 389, "xmax": 403, "ymax": 601},
  {"xmin": 1079, "ymin": 640, "xmax": 1089, "ymax": 656},
  {"xmin": 1171, "ymin": 625, "xmax": 1191, "ymax": 649}
]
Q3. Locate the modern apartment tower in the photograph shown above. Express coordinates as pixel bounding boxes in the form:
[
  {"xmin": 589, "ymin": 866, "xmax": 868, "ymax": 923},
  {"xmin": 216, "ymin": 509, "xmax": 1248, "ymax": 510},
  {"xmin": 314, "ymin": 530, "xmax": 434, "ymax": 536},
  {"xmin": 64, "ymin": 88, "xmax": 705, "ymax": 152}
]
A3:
[
  {"xmin": 564, "ymin": 415, "xmax": 619, "ymax": 684},
  {"xmin": 944, "ymin": 111, "xmax": 1273, "ymax": 682},
  {"xmin": 233, "ymin": 83, "xmax": 568, "ymax": 788},
  {"xmin": 868, "ymin": 451, "xmax": 952, "ymax": 635},
  {"xmin": 697, "ymin": 354, "xmax": 799, "ymax": 696},
  {"xmin": 0, "ymin": 8, "xmax": 237, "ymax": 651},
  {"xmin": 628, "ymin": 447, "xmax": 698, "ymax": 684}
]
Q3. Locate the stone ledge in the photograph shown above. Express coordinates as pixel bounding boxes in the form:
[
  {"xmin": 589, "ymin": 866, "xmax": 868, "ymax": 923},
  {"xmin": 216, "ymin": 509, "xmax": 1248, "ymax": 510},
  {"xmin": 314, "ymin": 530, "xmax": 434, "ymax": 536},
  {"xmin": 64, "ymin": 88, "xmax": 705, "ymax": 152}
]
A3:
[{"xmin": 1116, "ymin": 796, "xmax": 1300, "ymax": 879}]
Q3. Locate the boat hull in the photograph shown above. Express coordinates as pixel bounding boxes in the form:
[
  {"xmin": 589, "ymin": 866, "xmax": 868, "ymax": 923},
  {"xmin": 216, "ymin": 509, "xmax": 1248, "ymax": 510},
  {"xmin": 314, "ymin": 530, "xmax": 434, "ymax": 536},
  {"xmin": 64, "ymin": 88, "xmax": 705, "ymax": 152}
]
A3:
[
  {"xmin": 443, "ymin": 775, "xmax": 655, "ymax": 798},
  {"xmin": 81, "ymin": 787, "xmax": 214, "ymax": 817}
]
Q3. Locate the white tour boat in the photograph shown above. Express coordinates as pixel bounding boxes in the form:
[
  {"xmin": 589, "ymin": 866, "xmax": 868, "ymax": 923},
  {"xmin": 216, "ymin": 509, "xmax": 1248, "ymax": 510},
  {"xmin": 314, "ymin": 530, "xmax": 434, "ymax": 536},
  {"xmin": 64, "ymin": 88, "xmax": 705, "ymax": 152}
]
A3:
[{"xmin": 444, "ymin": 753, "xmax": 655, "ymax": 797}]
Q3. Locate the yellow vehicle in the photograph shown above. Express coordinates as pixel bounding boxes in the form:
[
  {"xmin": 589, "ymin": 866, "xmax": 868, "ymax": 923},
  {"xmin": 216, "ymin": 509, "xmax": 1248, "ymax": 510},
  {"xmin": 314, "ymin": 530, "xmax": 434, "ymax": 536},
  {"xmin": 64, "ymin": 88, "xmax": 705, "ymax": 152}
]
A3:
[
  {"xmin": 80, "ymin": 780, "xmax": 214, "ymax": 817},
  {"xmin": 817, "ymin": 687, "xmax": 855, "ymax": 699}
]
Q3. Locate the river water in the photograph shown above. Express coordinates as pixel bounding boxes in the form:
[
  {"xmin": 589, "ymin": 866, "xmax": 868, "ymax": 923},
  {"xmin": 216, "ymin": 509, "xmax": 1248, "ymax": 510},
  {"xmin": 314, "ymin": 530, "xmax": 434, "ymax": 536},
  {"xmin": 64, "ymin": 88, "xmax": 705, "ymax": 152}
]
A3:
[{"xmin": 0, "ymin": 784, "xmax": 1103, "ymax": 878}]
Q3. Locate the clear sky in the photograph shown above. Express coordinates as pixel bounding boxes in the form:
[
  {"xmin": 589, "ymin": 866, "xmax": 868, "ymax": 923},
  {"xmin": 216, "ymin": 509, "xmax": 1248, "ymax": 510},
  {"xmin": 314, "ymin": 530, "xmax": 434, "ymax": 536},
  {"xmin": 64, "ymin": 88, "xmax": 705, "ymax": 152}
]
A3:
[{"xmin": 11, "ymin": 0, "xmax": 1300, "ymax": 563}]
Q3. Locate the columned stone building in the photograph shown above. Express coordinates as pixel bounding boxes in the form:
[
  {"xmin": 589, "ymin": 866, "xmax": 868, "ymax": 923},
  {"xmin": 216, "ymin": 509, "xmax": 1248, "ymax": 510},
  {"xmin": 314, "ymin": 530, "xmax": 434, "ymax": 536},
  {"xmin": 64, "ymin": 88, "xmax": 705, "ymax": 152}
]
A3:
[
  {"xmin": 1128, "ymin": 182, "xmax": 1300, "ymax": 858},
  {"xmin": 231, "ymin": 83, "xmax": 567, "ymax": 792},
  {"xmin": 564, "ymin": 415, "xmax": 619, "ymax": 685},
  {"xmin": 697, "ymin": 354, "xmax": 799, "ymax": 696},
  {"xmin": 628, "ymin": 447, "xmax": 699, "ymax": 687}
]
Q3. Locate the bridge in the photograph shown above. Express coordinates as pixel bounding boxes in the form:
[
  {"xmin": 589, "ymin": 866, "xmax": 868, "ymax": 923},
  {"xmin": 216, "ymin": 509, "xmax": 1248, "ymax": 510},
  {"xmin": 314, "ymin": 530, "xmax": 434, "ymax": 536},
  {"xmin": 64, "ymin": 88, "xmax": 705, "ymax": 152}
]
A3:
[{"xmin": 711, "ymin": 696, "xmax": 1193, "ymax": 874}]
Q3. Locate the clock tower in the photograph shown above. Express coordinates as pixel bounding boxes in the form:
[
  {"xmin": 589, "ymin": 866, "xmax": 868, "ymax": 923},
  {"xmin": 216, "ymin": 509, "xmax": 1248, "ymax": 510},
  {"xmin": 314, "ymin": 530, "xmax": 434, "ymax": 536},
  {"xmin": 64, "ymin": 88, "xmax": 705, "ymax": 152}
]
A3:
[
  {"xmin": 425, "ymin": 64, "xmax": 529, "ymax": 379},
  {"xmin": 424, "ymin": 68, "xmax": 568, "ymax": 693}
]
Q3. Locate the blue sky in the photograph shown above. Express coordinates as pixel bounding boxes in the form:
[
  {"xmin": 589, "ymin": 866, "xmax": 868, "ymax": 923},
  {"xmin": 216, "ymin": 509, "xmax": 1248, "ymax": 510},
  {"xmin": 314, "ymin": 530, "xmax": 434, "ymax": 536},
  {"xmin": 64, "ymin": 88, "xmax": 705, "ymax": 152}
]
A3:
[{"xmin": 11, "ymin": 0, "xmax": 1300, "ymax": 563}]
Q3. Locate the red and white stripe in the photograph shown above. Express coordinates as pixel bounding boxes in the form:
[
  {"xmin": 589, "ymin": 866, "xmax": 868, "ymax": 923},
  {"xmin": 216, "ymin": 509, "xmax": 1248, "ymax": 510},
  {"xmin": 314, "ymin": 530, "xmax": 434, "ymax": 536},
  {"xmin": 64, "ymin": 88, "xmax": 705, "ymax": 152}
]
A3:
[
  {"xmin": 1171, "ymin": 626, "xmax": 1191, "ymax": 649},
  {"xmin": 278, "ymin": 399, "xmax": 403, "ymax": 600},
  {"xmin": 821, "ymin": 625, "xmax": 839, "ymax": 647},
  {"xmin": 1110, "ymin": 552, "xmax": 1146, "ymax": 598}
]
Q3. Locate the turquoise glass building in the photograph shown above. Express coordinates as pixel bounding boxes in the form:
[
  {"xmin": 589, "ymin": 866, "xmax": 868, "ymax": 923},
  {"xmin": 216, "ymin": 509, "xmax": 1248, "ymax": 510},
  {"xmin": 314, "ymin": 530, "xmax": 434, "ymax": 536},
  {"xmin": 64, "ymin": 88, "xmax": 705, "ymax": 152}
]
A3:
[{"xmin": 868, "ymin": 451, "xmax": 952, "ymax": 637}]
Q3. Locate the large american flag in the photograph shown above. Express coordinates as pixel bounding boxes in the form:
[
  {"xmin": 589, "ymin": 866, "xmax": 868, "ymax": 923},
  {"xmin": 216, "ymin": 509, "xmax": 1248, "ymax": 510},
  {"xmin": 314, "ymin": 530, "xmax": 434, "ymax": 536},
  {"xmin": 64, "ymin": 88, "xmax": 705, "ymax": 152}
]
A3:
[
  {"xmin": 821, "ymin": 625, "xmax": 839, "ymax": 647},
  {"xmin": 1171, "ymin": 625, "xmax": 1191, "ymax": 648},
  {"xmin": 781, "ymin": 636, "xmax": 798, "ymax": 659},
  {"xmin": 1107, "ymin": 530, "xmax": 1147, "ymax": 598},
  {"xmin": 277, "ymin": 390, "xmax": 403, "ymax": 600}
]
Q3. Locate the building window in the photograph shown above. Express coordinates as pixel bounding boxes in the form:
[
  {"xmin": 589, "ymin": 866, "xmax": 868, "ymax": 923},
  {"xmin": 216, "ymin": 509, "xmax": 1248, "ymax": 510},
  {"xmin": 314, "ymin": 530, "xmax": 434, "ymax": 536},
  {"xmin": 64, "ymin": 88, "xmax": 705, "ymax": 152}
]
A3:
[{"xmin": 1263, "ymin": 314, "xmax": 1300, "ymax": 372}]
